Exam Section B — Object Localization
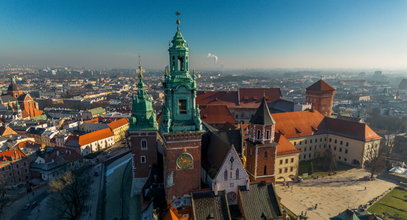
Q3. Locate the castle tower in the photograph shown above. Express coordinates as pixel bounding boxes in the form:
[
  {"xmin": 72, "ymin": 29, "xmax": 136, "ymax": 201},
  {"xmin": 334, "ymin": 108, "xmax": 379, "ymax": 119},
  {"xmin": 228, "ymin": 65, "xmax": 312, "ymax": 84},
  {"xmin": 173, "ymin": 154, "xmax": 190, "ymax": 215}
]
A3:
[
  {"xmin": 128, "ymin": 60, "xmax": 159, "ymax": 194},
  {"xmin": 7, "ymin": 77, "xmax": 23, "ymax": 98},
  {"xmin": 245, "ymin": 97, "xmax": 277, "ymax": 183},
  {"xmin": 160, "ymin": 15, "xmax": 203, "ymax": 201},
  {"xmin": 306, "ymin": 79, "xmax": 336, "ymax": 117}
]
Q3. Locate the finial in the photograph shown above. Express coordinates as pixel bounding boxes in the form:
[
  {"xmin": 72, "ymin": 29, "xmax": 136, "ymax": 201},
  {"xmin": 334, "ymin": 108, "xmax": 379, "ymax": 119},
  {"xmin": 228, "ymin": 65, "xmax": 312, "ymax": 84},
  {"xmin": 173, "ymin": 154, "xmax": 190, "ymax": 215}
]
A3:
[{"xmin": 176, "ymin": 11, "xmax": 181, "ymax": 31}]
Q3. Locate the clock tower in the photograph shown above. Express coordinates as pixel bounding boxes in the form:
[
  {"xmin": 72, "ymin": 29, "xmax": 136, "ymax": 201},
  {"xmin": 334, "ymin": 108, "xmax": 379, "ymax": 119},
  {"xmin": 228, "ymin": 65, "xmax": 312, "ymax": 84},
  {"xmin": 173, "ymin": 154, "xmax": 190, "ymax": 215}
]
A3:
[{"xmin": 160, "ymin": 16, "xmax": 203, "ymax": 201}]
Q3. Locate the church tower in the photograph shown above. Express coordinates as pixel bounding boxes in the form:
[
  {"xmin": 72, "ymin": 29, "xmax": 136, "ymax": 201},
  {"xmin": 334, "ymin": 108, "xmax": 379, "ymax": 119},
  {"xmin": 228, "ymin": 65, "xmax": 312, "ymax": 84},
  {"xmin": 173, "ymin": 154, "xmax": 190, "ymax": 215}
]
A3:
[
  {"xmin": 7, "ymin": 77, "xmax": 23, "ymax": 98},
  {"xmin": 245, "ymin": 97, "xmax": 277, "ymax": 183},
  {"xmin": 160, "ymin": 15, "xmax": 203, "ymax": 201},
  {"xmin": 306, "ymin": 79, "xmax": 336, "ymax": 117},
  {"xmin": 128, "ymin": 61, "xmax": 159, "ymax": 194}
]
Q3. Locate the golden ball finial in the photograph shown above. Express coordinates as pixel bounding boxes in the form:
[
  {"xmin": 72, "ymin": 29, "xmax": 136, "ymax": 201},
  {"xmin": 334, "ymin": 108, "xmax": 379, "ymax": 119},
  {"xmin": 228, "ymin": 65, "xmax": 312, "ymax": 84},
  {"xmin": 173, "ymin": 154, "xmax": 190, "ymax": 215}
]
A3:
[{"xmin": 176, "ymin": 19, "xmax": 180, "ymax": 25}]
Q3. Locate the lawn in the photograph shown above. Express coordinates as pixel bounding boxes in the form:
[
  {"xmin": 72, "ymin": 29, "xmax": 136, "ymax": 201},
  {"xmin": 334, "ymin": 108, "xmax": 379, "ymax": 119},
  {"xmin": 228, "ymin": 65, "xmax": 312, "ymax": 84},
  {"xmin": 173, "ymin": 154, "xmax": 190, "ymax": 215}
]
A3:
[{"xmin": 368, "ymin": 187, "xmax": 407, "ymax": 219}]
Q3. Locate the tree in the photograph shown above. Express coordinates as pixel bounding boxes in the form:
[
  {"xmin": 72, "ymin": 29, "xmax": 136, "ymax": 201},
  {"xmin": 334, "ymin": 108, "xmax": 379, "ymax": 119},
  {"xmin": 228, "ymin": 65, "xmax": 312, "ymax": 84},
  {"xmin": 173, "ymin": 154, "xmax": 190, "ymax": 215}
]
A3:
[
  {"xmin": 0, "ymin": 179, "xmax": 9, "ymax": 214},
  {"xmin": 47, "ymin": 170, "xmax": 91, "ymax": 220},
  {"xmin": 364, "ymin": 150, "xmax": 386, "ymax": 180},
  {"xmin": 322, "ymin": 149, "xmax": 336, "ymax": 172}
]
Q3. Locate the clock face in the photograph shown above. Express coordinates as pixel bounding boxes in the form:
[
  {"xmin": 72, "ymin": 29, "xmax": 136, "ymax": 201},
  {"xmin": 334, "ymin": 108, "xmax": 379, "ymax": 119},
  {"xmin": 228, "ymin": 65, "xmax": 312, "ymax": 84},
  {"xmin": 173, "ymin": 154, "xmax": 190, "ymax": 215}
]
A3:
[{"xmin": 176, "ymin": 153, "xmax": 193, "ymax": 170}]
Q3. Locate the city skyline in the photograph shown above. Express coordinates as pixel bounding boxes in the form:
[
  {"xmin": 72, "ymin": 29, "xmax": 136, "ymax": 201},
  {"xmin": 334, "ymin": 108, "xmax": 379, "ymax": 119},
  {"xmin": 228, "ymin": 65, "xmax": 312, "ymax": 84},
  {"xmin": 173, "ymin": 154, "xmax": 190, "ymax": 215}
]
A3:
[{"xmin": 0, "ymin": 0, "xmax": 406, "ymax": 70}]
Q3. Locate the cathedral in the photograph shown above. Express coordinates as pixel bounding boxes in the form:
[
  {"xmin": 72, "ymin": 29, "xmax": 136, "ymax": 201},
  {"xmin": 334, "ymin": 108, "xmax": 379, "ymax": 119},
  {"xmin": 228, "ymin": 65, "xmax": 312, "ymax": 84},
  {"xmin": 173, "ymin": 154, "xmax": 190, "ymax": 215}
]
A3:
[
  {"xmin": 129, "ymin": 16, "xmax": 285, "ymax": 220},
  {"xmin": 0, "ymin": 77, "xmax": 43, "ymax": 121}
]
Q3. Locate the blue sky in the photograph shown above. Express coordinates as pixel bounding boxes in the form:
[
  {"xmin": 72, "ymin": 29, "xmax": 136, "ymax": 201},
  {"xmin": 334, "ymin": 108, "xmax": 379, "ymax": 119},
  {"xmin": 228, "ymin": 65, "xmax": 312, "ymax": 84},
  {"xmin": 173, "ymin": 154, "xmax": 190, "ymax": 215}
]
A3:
[{"xmin": 0, "ymin": 0, "xmax": 406, "ymax": 70}]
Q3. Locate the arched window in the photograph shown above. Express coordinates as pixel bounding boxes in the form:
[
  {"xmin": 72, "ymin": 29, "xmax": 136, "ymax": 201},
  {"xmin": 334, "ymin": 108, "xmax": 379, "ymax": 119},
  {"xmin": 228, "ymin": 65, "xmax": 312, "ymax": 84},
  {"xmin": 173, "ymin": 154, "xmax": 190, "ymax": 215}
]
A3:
[
  {"xmin": 263, "ymin": 166, "xmax": 267, "ymax": 175},
  {"xmin": 236, "ymin": 169, "xmax": 239, "ymax": 179},
  {"xmin": 141, "ymin": 139, "xmax": 147, "ymax": 150},
  {"xmin": 224, "ymin": 170, "xmax": 228, "ymax": 181},
  {"xmin": 257, "ymin": 130, "xmax": 261, "ymax": 139}
]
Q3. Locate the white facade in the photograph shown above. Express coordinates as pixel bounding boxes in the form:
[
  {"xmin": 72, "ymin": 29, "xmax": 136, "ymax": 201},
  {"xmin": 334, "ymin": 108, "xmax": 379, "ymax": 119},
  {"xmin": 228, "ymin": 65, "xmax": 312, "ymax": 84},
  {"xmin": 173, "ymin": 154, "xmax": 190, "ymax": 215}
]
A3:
[
  {"xmin": 80, "ymin": 136, "xmax": 114, "ymax": 155},
  {"xmin": 202, "ymin": 146, "xmax": 249, "ymax": 205}
]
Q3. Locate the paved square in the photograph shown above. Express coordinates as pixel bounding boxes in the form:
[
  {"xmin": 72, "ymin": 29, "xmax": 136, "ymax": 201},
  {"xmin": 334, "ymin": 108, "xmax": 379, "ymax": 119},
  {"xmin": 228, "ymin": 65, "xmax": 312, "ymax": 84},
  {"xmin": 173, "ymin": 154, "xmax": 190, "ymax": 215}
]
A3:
[{"xmin": 276, "ymin": 169, "xmax": 396, "ymax": 220}]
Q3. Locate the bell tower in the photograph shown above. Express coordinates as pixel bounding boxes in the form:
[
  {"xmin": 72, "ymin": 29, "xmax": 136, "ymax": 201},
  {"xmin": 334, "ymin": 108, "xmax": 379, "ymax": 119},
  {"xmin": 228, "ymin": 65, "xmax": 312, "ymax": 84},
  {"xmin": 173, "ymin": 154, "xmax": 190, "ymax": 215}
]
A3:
[
  {"xmin": 245, "ymin": 97, "xmax": 277, "ymax": 183},
  {"xmin": 129, "ymin": 59, "xmax": 159, "ymax": 195},
  {"xmin": 160, "ymin": 14, "xmax": 203, "ymax": 201}
]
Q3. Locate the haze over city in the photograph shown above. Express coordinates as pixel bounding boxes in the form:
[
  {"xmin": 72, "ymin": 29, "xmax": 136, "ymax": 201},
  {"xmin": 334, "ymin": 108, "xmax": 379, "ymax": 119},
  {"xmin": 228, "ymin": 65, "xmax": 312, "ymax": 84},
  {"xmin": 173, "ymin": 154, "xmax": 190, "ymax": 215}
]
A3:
[{"xmin": 0, "ymin": 0, "xmax": 406, "ymax": 70}]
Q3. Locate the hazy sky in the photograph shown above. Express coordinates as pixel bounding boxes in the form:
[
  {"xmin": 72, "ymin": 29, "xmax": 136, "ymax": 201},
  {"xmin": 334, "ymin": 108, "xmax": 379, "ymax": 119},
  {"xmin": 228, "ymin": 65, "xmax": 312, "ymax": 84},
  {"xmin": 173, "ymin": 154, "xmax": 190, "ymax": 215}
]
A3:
[{"xmin": 0, "ymin": 0, "xmax": 406, "ymax": 70}]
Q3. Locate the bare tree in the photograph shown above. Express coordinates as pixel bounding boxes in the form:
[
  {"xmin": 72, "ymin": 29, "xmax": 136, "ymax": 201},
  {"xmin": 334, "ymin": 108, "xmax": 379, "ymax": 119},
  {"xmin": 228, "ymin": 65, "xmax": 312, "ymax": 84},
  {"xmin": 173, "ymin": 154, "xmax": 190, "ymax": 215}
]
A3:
[
  {"xmin": 48, "ymin": 170, "xmax": 91, "ymax": 219},
  {"xmin": 322, "ymin": 149, "xmax": 337, "ymax": 172},
  {"xmin": 0, "ymin": 179, "xmax": 9, "ymax": 214},
  {"xmin": 364, "ymin": 149, "xmax": 386, "ymax": 179}
]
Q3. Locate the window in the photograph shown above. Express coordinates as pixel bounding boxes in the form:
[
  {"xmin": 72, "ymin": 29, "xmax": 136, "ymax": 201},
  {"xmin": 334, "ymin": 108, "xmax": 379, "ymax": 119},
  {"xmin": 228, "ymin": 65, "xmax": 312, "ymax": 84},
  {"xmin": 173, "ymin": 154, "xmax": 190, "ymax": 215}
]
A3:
[
  {"xmin": 257, "ymin": 130, "xmax": 261, "ymax": 139},
  {"xmin": 264, "ymin": 151, "xmax": 268, "ymax": 159},
  {"xmin": 266, "ymin": 130, "xmax": 270, "ymax": 139},
  {"xmin": 320, "ymin": 138, "xmax": 322, "ymax": 142},
  {"xmin": 141, "ymin": 139, "xmax": 147, "ymax": 150},
  {"xmin": 279, "ymin": 168, "xmax": 282, "ymax": 174},
  {"xmin": 339, "ymin": 156, "xmax": 341, "ymax": 160},
  {"xmin": 339, "ymin": 148, "xmax": 342, "ymax": 152},
  {"xmin": 236, "ymin": 169, "xmax": 239, "ymax": 179},
  {"xmin": 279, "ymin": 160, "xmax": 283, "ymax": 165},
  {"xmin": 345, "ymin": 149, "xmax": 348, "ymax": 154},
  {"xmin": 304, "ymin": 154, "xmax": 307, "ymax": 159},
  {"xmin": 340, "ymin": 141, "xmax": 343, "ymax": 145},
  {"xmin": 140, "ymin": 156, "xmax": 146, "ymax": 164},
  {"xmin": 299, "ymin": 141, "xmax": 302, "ymax": 145},
  {"xmin": 178, "ymin": 99, "xmax": 187, "ymax": 114},
  {"xmin": 334, "ymin": 147, "xmax": 337, "ymax": 151},
  {"xmin": 264, "ymin": 166, "xmax": 267, "ymax": 175},
  {"xmin": 329, "ymin": 138, "xmax": 332, "ymax": 142},
  {"xmin": 224, "ymin": 170, "xmax": 228, "ymax": 181},
  {"xmin": 344, "ymin": 158, "xmax": 347, "ymax": 162},
  {"xmin": 310, "ymin": 139, "xmax": 312, "ymax": 144},
  {"xmin": 285, "ymin": 159, "xmax": 288, "ymax": 164},
  {"xmin": 290, "ymin": 167, "xmax": 293, "ymax": 172},
  {"xmin": 335, "ymin": 139, "xmax": 337, "ymax": 144},
  {"xmin": 315, "ymin": 138, "xmax": 317, "ymax": 143},
  {"xmin": 291, "ymin": 158, "xmax": 294, "ymax": 163},
  {"xmin": 346, "ymin": 142, "xmax": 349, "ymax": 147},
  {"xmin": 294, "ymin": 142, "xmax": 297, "ymax": 146},
  {"xmin": 308, "ymin": 153, "xmax": 311, "ymax": 158},
  {"xmin": 284, "ymin": 167, "xmax": 288, "ymax": 173},
  {"xmin": 305, "ymin": 140, "xmax": 307, "ymax": 144}
]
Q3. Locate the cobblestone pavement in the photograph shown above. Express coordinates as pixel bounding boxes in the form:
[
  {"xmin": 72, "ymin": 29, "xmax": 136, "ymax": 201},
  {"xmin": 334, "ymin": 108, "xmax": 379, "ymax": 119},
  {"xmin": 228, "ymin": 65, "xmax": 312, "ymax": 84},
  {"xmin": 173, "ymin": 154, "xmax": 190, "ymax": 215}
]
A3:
[{"xmin": 276, "ymin": 169, "xmax": 396, "ymax": 220}]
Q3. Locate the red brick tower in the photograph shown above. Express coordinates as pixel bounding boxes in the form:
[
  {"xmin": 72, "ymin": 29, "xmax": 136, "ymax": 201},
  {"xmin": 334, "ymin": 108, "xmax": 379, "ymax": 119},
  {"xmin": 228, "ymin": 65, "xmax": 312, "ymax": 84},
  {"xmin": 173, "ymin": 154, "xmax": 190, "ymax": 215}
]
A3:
[
  {"xmin": 7, "ymin": 77, "xmax": 23, "ymax": 98},
  {"xmin": 306, "ymin": 79, "xmax": 336, "ymax": 117},
  {"xmin": 245, "ymin": 97, "xmax": 277, "ymax": 183}
]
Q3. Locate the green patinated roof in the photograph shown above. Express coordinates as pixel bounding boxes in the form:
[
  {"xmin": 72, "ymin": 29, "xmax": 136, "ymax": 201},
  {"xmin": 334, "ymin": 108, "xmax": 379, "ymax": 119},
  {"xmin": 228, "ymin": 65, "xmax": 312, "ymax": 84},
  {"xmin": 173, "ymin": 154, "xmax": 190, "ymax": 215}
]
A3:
[
  {"xmin": 89, "ymin": 107, "xmax": 106, "ymax": 115},
  {"xmin": 32, "ymin": 114, "xmax": 47, "ymax": 120}
]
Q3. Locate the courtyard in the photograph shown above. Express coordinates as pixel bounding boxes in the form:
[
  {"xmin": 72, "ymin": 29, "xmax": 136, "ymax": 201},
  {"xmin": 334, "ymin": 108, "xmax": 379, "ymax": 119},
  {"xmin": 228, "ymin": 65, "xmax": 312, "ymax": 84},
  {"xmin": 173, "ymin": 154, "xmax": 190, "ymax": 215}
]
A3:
[{"xmin": 276, "ymin": 169, "xmax": 397, "ymax": 220}]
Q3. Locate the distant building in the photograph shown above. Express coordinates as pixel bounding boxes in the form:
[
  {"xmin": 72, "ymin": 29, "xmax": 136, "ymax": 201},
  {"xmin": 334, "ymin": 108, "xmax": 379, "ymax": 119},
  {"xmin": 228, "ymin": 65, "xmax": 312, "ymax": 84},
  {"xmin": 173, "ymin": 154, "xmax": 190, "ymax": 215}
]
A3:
[
  {"xmin": 0, "ymin": 148, "xmax": 30, "ymax": 187},
  {"xmin": 30, "ymin": 147, "xmax": 83, "ymax": 181},
  {"xmin": 65, "ymin": 128, "xmax": 114, "ymax": 155},
  {"xmin": 306, "ymin": 79, "xmax": 336, "ymax": 117},
  {"xmin": 0, "ymin": 77, "xmax": 43, "ymax": 120}
]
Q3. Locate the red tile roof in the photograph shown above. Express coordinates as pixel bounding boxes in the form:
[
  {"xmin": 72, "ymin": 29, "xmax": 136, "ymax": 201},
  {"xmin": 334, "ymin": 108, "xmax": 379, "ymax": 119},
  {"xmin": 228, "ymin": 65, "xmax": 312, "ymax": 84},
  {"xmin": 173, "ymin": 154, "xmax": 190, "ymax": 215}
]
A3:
[
  {"xmin": 0, "ymin": 126, "xmax": 17, "ymax": 136},
  {"xmin": 108, "ymin": 118, "xmax": 129, "ymax": 130},
  {"xmin": 275, "ymin": 133, "xmax": 301, "ymax": 155},
  {"xmin": 78, "ymin": 128, "xmax": 114, "ymax": 146},
  {"xmin": 200, "ymin": 105, "xmax": 237, "ymax": 125},
  {"xmin": 306, "ymin": 79, "xmax": 335, "ymax": 91},
  {"xmin": 272, "ymin": 110, "xmax": 381, "ymax": 141},
  {"xmin": 197, "ymin": 88, "xmax": 282, "ymax": 109},
  {"xmin": 272, "ymin": 110, "xmax": 325, "ymax": 138},
  {"xmin": 0, "ymin": 148, "xmax": 26, "ymax": 163}
]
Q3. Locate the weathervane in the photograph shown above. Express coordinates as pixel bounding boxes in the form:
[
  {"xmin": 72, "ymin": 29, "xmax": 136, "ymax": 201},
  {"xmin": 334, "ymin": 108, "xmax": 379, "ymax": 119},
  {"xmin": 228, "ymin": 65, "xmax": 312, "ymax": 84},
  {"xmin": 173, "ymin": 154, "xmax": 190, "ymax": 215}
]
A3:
[{"xmin": 176, "ymin": 11, "xmax": 181, "ymax": 30}]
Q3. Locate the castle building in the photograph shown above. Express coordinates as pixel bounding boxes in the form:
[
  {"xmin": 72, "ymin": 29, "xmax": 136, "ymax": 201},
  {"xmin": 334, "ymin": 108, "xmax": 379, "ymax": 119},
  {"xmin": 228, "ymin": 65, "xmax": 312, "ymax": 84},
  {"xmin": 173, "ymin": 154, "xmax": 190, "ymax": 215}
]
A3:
[
  {"xmin": 159, "ymin": 18, "xmax": 204, "ymax": 201},
  {"xmin": 128, "ymin": 64, "xmax": 159, "ymax": 194},
  {"xmin": 306, "ymin": 79, "xmax": 336, "ymax": 117}
]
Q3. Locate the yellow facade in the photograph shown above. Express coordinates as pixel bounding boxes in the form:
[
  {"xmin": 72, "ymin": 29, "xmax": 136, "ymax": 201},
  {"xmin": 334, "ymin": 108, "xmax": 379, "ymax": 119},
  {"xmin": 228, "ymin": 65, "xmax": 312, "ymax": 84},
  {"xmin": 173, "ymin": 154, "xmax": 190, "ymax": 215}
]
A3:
[
  {"xmin": 112, "ymin": 123, "xmax": 129, "ymax": 143},
  {"xmin": 275, "ymin": 152, "xmax": 300, "ymax": 182}
]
